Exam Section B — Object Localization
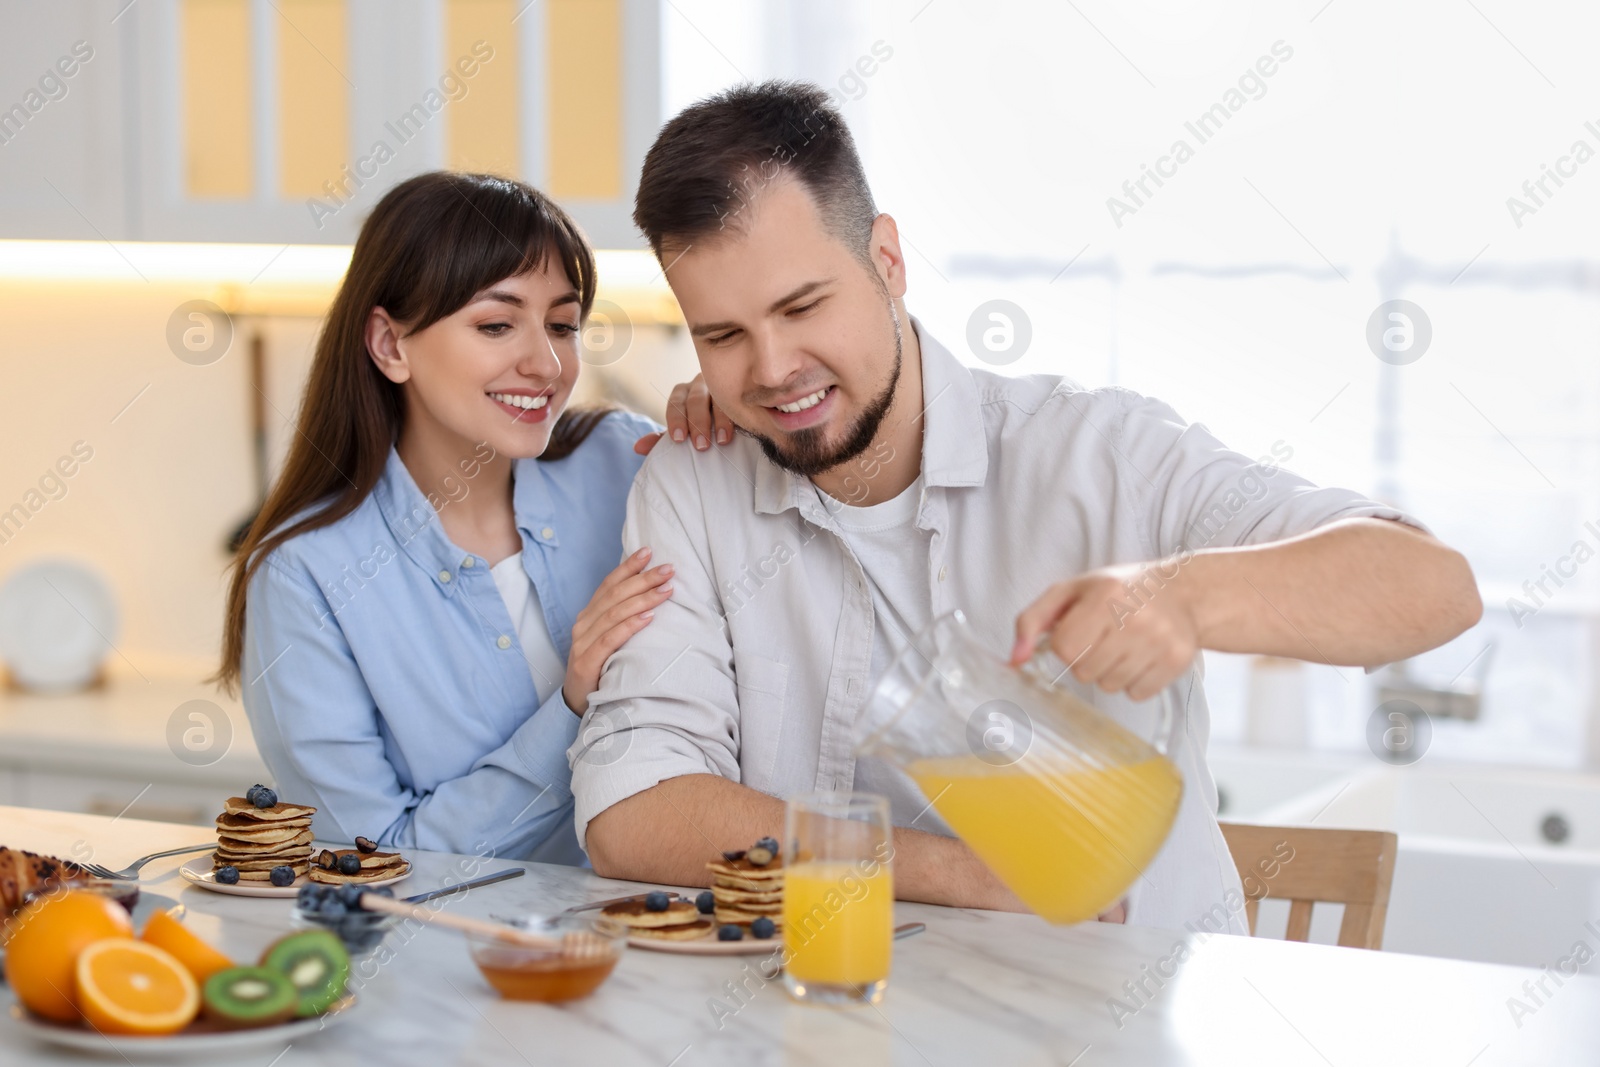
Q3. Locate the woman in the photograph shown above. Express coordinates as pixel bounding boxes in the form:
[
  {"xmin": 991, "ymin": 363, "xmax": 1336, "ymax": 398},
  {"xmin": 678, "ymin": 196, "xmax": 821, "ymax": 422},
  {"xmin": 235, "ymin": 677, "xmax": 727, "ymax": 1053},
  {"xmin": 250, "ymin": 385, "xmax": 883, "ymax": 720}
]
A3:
[{"xmin": 215, "ymin": 171, "xmax": 729, "ymax": 863}]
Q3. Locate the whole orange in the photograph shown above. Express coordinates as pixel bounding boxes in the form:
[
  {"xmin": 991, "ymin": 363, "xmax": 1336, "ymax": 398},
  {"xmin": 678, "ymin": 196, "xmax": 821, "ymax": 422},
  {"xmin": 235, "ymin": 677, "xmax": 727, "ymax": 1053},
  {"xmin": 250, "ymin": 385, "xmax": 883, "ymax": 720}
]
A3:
[{"xmin": 3, "ymin": 889, "xmax": 134, "ymax": 1022}]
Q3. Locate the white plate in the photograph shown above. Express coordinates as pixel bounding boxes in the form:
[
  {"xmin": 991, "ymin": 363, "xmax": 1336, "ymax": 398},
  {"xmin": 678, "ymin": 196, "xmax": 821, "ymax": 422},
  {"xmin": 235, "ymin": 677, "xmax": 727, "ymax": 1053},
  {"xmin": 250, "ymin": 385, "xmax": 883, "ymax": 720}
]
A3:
[
  {"xmin": 10, "ymin": 997, "xmax": 357, "ymax": 1057},
  {"xmin": 179, "ymin": 854, "xmax": 411, "ymax": 898},
  {"xmin": 627, "ymin": 930, "xmax": 785, "ymax": 955},
  {"xmin": 0, "ymin": 558, "xmax": 119, "ymax": 691}
]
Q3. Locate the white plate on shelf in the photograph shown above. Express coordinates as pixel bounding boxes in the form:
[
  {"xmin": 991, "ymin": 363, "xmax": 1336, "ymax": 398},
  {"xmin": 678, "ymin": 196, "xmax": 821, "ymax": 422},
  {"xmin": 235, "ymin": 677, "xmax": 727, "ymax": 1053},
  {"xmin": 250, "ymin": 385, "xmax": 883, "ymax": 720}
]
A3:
[
  {"xmin": 0, "ymin": 558, "xmax": 119, "ymax": 691},
  {"xmin": 10, "ymin": 996, "xmax": 357, "ymax": 1057},
  {"xmin": 179, "ymin": 855, "xmax": 411, "ymax": 898}
]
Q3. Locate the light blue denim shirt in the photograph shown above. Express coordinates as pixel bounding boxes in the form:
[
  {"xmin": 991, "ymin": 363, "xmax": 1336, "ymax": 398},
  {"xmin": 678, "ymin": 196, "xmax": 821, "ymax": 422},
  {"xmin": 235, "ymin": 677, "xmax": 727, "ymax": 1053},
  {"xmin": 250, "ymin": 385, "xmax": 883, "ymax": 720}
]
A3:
[{"xmin": 241, "ymin": 410, "xmax": 657, "ymax": 863}]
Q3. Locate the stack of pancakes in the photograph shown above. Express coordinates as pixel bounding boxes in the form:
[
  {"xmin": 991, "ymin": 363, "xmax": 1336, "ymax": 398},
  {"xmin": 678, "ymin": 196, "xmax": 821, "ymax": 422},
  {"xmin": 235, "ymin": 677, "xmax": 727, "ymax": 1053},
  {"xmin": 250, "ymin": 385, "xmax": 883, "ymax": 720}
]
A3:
[
  {"xmin": 212, "ymin": 796, "xmax": 317, "ymax": 881},
  {"xmin": 309, "ymin": 847, "xmax": 410, "ymax": 884},
  {"xmin": 706, "ymin": 853, "xmax": 784, "ymax": 931},
  {"xmin": 601, "ymin": 897, "xmax": 713, "ymax": 941}
]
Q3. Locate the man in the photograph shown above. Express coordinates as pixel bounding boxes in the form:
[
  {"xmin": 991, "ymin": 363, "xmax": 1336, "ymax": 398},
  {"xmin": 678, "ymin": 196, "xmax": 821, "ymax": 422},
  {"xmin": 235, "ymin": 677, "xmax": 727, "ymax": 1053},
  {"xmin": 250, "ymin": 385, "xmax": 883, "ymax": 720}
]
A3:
[{"xmin": 568, "ymin": 81, "xmax": 1481, "ymax": 931}]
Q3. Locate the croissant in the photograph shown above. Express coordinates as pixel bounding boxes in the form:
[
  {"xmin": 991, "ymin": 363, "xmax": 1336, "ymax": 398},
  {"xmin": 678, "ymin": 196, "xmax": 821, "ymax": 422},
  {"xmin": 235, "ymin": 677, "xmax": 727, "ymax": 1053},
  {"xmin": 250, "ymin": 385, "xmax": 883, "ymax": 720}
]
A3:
[{"xmin": 0, "ymin": 846, "xmax": 90, "ymax": 922}]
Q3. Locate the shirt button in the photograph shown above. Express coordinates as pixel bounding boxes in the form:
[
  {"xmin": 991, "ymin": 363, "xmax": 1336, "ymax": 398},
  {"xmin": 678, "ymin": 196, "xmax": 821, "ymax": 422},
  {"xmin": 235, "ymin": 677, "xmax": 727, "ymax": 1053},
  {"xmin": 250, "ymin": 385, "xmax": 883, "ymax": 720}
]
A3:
[
  {"xmin": 938, "ymin": 566, "xmax": 948, "ymax": 582},
  {"xmin": 461, "ymin": 557, "xmax": 475, "ymax": 569},
  {"xmin": 541, "ymin": 526, "xmax": 555, "ymax": 540},
  {"xmin": 438, "ymin": 570, "xmax": 453, "ymax": 583},
  {"xmin": 497, "ymin": 635, "xmax": 512, "ymax": 649}
]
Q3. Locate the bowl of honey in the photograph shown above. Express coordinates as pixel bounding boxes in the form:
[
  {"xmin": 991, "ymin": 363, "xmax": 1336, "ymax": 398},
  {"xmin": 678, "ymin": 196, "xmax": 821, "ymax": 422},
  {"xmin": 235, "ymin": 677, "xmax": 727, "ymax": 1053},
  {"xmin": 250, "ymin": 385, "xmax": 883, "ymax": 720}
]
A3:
[{"xmin": 466, "ymin": 914, "xmax": 628, "ymax": 1002}]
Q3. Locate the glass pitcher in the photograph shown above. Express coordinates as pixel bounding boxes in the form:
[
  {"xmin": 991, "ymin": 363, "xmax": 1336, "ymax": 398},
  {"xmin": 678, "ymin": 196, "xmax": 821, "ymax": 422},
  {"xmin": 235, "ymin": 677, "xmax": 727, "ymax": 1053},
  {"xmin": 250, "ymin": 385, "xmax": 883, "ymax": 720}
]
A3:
[{"xmin": 854, "ymin": 611, "xmax": 1184, "ymax": 924}]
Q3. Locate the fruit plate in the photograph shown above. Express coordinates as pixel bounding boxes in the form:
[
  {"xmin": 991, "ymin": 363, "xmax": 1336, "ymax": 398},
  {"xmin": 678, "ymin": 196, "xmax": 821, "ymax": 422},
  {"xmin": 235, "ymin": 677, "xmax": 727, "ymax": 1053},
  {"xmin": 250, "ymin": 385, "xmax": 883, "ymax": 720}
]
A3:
[
  {"xmin": 179, "ymin": 855, "xmax": 410, "ymax": 899},
  {"xmin": 627, "ymin": 931, "xmax": 786, "ymax": 956},
  {"xmin": 9, "ymin": 996, "xmax": 357, "ymax": 1057}
]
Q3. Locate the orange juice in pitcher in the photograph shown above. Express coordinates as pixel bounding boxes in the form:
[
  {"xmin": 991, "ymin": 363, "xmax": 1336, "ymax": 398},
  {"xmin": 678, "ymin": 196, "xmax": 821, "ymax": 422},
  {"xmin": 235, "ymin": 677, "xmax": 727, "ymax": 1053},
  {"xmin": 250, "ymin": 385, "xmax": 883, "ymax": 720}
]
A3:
[{"xmin": 858, "ymin": 612, "xmax": 1184, "ymax": 924}]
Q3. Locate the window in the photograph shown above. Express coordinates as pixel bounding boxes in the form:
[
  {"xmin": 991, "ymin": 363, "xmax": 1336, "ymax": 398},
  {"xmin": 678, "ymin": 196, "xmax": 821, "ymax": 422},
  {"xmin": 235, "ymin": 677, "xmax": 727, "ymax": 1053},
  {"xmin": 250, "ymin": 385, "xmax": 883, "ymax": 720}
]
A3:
[{"xmin": 662, "ymin": 0, "xmax": 1600, "ymax": 766}]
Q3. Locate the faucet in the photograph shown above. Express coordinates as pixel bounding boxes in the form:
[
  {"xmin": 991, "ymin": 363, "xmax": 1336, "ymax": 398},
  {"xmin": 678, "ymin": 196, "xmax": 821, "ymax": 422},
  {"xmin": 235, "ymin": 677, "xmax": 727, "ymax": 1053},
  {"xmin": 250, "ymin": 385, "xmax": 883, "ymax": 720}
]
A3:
[{"xmin": 1376, "ymin": 641, "xmax": 1495, "ymax": 722}]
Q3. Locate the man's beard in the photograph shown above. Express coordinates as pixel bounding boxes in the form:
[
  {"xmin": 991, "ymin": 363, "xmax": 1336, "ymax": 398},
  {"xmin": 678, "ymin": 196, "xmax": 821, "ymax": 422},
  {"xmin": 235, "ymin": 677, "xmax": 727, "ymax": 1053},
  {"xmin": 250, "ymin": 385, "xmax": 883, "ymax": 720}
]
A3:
[{"xmin": 750, "ymin": 313, "xmax": 903, "ymax": 479}]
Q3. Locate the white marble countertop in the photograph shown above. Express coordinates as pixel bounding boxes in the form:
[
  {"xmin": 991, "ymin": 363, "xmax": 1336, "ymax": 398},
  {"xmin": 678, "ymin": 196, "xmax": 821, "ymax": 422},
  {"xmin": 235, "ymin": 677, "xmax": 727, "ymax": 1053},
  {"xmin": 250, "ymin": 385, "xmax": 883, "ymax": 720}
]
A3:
[{"xmin": 3, "ymin": 805, "xmax": 1598, "ymax": 1066}]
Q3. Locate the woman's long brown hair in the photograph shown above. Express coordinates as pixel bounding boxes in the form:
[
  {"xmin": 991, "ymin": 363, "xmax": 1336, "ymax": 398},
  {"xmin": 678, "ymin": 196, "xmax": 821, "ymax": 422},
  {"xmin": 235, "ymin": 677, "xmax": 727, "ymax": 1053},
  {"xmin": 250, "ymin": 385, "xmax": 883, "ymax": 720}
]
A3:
[{"xmin": 214, "ymin": 172, "xmax": 610, "ymax": 692}]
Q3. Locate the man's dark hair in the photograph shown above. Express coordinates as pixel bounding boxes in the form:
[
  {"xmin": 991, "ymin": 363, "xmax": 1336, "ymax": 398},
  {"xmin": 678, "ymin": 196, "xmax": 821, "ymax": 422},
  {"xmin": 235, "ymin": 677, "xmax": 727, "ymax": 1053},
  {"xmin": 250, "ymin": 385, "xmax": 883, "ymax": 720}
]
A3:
[{"xmin": 633, "ymin": 80, "xmax": 878, "ymax": 263}]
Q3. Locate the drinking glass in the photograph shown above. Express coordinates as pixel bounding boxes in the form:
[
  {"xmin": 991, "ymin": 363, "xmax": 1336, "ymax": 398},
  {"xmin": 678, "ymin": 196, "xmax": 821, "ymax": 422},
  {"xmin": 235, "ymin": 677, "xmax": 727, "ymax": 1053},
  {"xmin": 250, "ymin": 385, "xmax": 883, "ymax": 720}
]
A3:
[{"xmin": 781, "ymin": 792, "xmax": 894, "ymax": 1005}]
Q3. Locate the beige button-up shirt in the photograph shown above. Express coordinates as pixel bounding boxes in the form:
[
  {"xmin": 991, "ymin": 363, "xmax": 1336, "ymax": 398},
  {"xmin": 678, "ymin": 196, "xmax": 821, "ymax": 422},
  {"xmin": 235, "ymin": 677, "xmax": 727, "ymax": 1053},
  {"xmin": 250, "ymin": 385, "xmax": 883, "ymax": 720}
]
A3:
[{"xmin": 570, "ymin": 320, "xmax": 1418, "ymax": 933}]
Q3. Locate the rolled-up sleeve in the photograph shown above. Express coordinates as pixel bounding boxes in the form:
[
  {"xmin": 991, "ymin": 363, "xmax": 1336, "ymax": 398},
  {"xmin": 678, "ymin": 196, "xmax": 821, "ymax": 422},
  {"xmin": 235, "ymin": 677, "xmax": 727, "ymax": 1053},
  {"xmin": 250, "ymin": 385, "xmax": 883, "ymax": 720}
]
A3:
[
  {"xmin": 567, "ymin": 457, "xmax": 743, "ymax": 851},
  {"xmin": 243, "ymin": 554, "xmax": 579, "ymax": 858},
  {"xmin": 1105, "ymin": 388, "xmax": 1430, "ymax": 558}
]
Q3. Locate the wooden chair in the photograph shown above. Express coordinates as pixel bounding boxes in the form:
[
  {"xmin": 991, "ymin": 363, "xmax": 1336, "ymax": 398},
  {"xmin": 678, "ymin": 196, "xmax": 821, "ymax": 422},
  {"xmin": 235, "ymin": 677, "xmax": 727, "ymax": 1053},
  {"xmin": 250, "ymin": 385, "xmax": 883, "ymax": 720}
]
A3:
[{"xmin": 1218, "ymin": 822, "xmax": 1398, "ymax": 950}]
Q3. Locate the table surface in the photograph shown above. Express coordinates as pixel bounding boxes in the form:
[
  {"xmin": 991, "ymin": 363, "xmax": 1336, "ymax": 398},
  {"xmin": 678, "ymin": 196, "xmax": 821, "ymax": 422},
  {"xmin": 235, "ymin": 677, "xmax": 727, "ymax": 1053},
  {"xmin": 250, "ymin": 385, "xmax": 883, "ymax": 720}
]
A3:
[{"xmin": 3, "ymin": 805, "xmax": 1597, "ymax": 1066}]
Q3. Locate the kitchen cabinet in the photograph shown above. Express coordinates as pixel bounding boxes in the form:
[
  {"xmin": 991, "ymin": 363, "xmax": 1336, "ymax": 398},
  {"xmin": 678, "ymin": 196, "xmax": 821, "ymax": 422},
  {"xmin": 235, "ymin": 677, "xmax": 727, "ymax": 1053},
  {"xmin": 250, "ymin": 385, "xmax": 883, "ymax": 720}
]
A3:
[{"xmin": 0, "ymin": 0, "xmax": 659, "ymax": 247}]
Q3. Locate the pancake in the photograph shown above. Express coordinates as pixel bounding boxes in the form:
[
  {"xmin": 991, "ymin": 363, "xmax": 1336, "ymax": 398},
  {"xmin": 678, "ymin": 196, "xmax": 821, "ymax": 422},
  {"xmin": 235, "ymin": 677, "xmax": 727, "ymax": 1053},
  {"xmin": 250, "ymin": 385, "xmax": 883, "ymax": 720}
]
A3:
[
  {"xmin": 706, "ymin": 854, "xmax": 784, "ymax": 878},
  {"xmin": 217, "ymin": 814, "xmax": 311, "ymax": 832},
  {"xmin": 219, "ymin": 819, "xmax": 312, "ymax": 831},
  {"xmin": 216, "ymin": 827, "xmax": 312, "ymax": 846},
  {"xmin": 214, "ymin": 825, "xmax": 310, "ymax": 844},
  {"xmin": 213, "ymin": 845, "xmax": 312, "ymax": 862},
  {"xmin": 212, "ymin": 857, "xmax": 312, "ymax": 870},
  {"xmin": 708, "ymin": 871, "xmax": 784, "ymax": 893},
  {"xmin": 220, "ymin": 797, "xmax": 317, "ymax": 822},
  {"xmin": 711, "ymin": 884, "xmax": 784, "ymax": 905},
  {"xmin": 714, "ymin": 904, "xmax": 784, "ymax": 924},
  {"xmin": 307, "ymin": 861, "xmax": 410, "ymax": 884},
  {"xmin": 601, "ymin": 898, "xmax": 702, "ymax": 929},
  {"xmin": 233, "ymin": 864, "xmax": 310, "ymax": 881},
  {"xmin": 214, "ymin": 841, "xmax": 311, "ymax": 858},
  {"xmin": 321, "ymin": 848, "xmax": 404, "ymax": 870},
  {"xmin": 627, "ymin": 919, "xmax": 716, "ymax": 942}
]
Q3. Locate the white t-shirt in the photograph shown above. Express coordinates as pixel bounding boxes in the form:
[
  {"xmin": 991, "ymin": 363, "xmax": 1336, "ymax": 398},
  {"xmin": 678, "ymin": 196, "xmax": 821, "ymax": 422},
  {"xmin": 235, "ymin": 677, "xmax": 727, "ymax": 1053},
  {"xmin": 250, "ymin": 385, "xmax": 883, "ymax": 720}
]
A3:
[
  {"xmin": 490, "ymin": 554, "xmax": 567, "ymax": 705},
  {"xmin": 492, "ymin": 552, "xmax": 588, "ymax": 867},
  {"xmin": 823, "ymin": 476, "xmax": 947, "ymax": 830},
  {"xmin": 825, "ymin": 475, "xmax": 933, "ymax": 683}
]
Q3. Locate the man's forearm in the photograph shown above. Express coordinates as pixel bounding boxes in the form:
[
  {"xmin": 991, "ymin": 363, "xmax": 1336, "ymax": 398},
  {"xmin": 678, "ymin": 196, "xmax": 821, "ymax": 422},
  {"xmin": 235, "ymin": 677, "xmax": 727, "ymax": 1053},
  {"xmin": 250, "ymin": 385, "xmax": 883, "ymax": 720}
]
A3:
[
  {"xmin": 585, "ymin": 773, "xmax": 1026, "ymax": 911},
  {"xmin": 1183, "ymin": 518, "xmax": 1482, "ymax": 667},
  {"xmin": 586, "ymin": 773, "xmax": 783, "ymax": 886}
]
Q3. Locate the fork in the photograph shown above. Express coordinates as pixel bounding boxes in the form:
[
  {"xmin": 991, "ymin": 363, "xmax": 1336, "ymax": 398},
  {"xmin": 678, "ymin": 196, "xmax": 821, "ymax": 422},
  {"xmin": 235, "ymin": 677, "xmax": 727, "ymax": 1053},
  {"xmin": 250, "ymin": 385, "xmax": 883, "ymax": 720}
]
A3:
[{"xmin": 74, "ymin": 843, "xmax": 216, "ymax": 881}]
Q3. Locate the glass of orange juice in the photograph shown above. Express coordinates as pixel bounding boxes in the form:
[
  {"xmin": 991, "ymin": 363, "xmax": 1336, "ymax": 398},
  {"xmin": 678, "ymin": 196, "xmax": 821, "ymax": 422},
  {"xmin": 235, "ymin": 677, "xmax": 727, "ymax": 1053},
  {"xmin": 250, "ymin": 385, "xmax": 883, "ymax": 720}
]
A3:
[{"xmin": 781, "ymin": 792, "xmax": 893, "ymax": 1006}]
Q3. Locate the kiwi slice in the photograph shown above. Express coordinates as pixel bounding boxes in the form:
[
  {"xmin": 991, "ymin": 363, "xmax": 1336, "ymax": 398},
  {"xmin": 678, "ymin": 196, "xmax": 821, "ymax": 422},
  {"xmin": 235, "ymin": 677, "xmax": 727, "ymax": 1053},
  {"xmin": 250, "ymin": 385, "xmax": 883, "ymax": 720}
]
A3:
[
  {"xmin": 203, "ymin": 967, "xmax": 299, "ymax": 1029},
  {"xmin": 260, "ymin": 928, "xmax": 351, "ymax": 1017}
]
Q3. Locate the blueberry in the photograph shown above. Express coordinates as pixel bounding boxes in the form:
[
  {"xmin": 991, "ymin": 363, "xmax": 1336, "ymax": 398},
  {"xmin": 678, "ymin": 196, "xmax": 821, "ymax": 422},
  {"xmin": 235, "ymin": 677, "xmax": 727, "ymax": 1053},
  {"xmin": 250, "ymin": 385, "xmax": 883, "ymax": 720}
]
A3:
[
  {"xmin": 695, "ymin": 890, "xmax": 715, "ymax": 914},
  {"xmin": 745, "ymin": 846, "xmax": 774, "ymax": 867},
  {"xmin": 249, "ymin": 785, "xmax": 278, "ymax": 809},
  {"xmin": 717, "ymin": 924, "xmax": 744, "ymax": 941},
  {"xmin": 369, "ymin": 885, "xmax": 396, "ymax": 899},
  {"xmin": 214, "ymin": 866, "xmax": 240, "ymax": 885},
  {"xmin": 644, "ymin": 891, "xmax": 671, "ymax": 912},
  {"xmin": 754, "ymin": 836, "xmax": 779, "ymax": 856},
  {"xmin": 297, "ymin": 883, "xmax": 321, "ymax": 908},
  {"xmin": 338, "ymin": 884, "xmax": 366, "ymax": 909},
  {"xmin": 269, "ymin": 865, "xmax": 295, "ymax": 887},
  {"xmin": 750, "ymin": 917, "xmax": 776, "ymax": 939},
  {"xmin": 337, "ymin": 853, "xmax": 362, "ymax": 876},
  {"xmin": 721, "ymin": 850, "xmax": 746, "ymax": 863},
  {"xmin": 318, "ymin": 898, "xmax": 348, "ymax": 919}
]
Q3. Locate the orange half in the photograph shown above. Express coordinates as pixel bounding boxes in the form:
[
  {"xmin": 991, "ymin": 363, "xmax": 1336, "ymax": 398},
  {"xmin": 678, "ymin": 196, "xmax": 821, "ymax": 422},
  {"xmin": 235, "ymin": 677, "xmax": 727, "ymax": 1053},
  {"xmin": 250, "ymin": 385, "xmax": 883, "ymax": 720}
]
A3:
[
  {"xmin": 75, "ymin": 939, "xmax": 200, "ymax": 1036},
  {"xmin": 140, "ymin": 908, "xmax": 234, "ymax": 985}
]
